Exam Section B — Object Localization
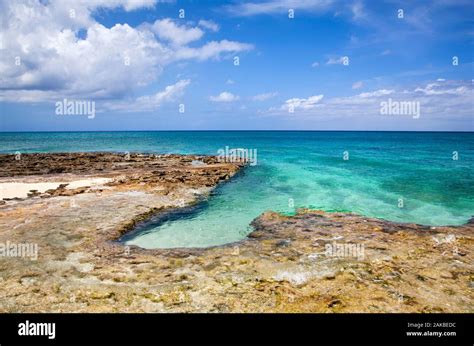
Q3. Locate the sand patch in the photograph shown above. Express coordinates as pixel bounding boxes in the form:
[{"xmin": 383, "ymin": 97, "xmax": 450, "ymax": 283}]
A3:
[{"xmin": 0, "ymin": 177, "xmax": 112, "ymax": 199}]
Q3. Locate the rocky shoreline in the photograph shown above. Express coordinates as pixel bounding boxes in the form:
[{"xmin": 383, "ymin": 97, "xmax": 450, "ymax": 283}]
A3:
[{"xmin": 0, "ymin": 153, "xmax": 472, "ymax": 312}]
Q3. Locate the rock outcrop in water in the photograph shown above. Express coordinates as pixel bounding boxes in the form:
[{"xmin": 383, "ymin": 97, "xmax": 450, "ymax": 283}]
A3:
[{"xmin": 0, "ymin": 153, "xmax": 472, "ymax": 312}]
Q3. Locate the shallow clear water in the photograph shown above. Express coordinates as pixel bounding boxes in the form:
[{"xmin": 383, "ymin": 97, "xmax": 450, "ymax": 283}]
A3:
[{"xmin": 1, "ymin": 131, "xmax": 473, "ymax": 248}]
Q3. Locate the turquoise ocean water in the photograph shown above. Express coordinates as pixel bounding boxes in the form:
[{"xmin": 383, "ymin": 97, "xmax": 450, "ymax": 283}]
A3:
[{"xmin": 1, "ymin": 131, "xmax": 473, "ymax": 248}]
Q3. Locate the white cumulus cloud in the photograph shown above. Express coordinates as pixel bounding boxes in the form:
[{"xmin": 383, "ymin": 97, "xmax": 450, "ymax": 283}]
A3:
[
  {"xmin": 266, "ymin": 80, "xmax": 473, "ymax": 123},
  {"xmin": 281, "ymin": 95, "xmax": 324, "ymax": 111},
  {"xmin": 209, "ymin": 91, "xmax": 240, "ymax": 102},
  {"xmin": 198, "ymin": 20, "xmax": 220, "ymax": 32},
  {"xmin": 0, "ymin": 0, "xmax": 253, "ymax": 109},
  {"xmin": 150, "ymin": 19, "xmax": 204, "ymax": 46}
]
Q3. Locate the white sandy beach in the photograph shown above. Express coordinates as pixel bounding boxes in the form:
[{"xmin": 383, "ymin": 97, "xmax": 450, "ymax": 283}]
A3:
[{"xmin": 0, "ymin": 178, "xmax": 112, "ymax": 199}]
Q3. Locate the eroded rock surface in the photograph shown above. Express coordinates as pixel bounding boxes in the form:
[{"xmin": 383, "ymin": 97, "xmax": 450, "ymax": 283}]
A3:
[{"xmin": 0, "ymin": 153, "xmax": 472, "ymax": 312}]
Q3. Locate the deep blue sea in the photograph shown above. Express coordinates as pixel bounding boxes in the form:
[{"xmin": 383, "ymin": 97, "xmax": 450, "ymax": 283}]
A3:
[{"xmin": 1, "ymin": 131, "xmax": 473, "ymax": 248}]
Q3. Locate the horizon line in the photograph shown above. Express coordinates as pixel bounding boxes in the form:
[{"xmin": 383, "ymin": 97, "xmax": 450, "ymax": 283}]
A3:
[{"xmin": 1, "ymin": 130, "xmax": 473, "ymax": 134}]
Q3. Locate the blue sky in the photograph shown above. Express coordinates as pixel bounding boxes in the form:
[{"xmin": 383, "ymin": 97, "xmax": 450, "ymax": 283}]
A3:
[{"xmin": 0, "ymin": 0, "xmax": 473, "ymax": 131}]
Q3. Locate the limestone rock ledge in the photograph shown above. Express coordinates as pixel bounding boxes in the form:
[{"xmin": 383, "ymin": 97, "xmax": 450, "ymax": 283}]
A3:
[{"xmin": 0, "ymin": 153, "xmax": 472, "ymax": 313}]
